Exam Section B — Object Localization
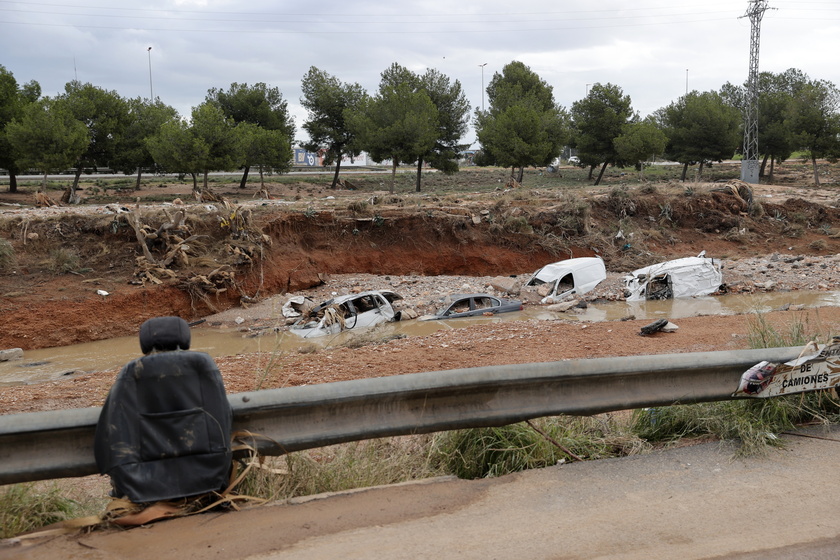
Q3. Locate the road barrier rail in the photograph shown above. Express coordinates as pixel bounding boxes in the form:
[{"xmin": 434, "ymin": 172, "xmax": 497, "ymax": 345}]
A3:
[{"xmin": 0, "ymin": 347, "xmax": 801, "ymax": 486}]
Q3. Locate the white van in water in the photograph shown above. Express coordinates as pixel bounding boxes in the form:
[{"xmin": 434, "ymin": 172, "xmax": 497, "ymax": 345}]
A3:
[
  {"xmin": 623, "ymin": 253, "xmax": 722, "ymax": 302},
  {"xmin": 526, "ymin": 257, "xmax": 607, "ymax": 304}
]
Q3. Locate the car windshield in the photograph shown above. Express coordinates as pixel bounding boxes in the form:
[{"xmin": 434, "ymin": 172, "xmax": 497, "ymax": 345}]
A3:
[{"xmin": 439, "ymin": 296, "xmax": 499, "ymax": 316}]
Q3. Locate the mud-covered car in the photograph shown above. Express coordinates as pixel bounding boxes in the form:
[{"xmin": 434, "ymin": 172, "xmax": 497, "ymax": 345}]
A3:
[
  {"xmin": 419, "ymin": 293, "xmax": 523, "ymax": 321},
  {"xmin": 289, "ymin": 290, "xmax": 404, "ymax": 338},
  {"xmin": 624, "ymin": 252, "xmax": 722, "ymax": 301}
]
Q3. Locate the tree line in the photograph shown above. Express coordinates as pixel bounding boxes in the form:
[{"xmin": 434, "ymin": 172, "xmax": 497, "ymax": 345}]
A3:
[{"xmin": 1, "ymin": 61, "xmax": 839, "ymax": 199}]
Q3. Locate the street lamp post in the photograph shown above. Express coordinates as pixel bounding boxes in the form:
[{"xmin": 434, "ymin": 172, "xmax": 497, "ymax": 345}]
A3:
[
  {"xmin": 478, "ymin": 63, "xmax": 487, "ymax": 111},
  {"xmin": 147, "ymin": 47, "xmax": 154, "ymax": 100}
]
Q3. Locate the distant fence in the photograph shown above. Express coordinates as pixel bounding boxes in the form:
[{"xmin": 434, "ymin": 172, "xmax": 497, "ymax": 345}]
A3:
[{"xmin": 0, "ymin": 347, "xmax": 802, "ymax": 486}]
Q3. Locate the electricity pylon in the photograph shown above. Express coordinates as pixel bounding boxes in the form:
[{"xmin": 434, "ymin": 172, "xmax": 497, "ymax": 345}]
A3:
[{"xmin": 740, "ymin": 1, "xmax": 774, "ymax": 184}]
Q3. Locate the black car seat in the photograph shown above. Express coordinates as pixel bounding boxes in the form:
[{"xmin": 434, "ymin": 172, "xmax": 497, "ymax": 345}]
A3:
[{"xmin": 94, "ymin": 316, "xmax": 232, "ymax": 503}]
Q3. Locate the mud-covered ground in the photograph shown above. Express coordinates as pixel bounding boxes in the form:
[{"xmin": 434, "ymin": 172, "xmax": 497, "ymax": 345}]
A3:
[{"xmin": 1, "ymin": 161, "xmax": 840, "ymax": 413}]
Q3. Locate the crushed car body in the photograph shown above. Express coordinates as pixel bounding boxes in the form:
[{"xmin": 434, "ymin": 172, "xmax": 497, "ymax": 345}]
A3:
[
  {"xmin": 289, "ymin": 290, "xmax": 404, "ymax": 338},
  {"xmin": 623, "ymin": 253, "xmax": 722, "ymax": 302},
  {"xmin": 525, "ymin": 257, "xmax": 607, "ymax": 304},
  {"xmin": 418, "ymin": 293, "xmax": 523, "ymax": 321}
]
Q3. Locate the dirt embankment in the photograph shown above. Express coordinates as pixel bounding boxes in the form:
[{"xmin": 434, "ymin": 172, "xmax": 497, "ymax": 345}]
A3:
[{"xmin": 1, "ymin": 175, "xmax": 840, "ymax": 352}]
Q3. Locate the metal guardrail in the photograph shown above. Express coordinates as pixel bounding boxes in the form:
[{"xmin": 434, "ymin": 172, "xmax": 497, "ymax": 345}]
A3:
[{"xmin": 0, "ymin": 347, "xmax": 801, "ymax": 486}]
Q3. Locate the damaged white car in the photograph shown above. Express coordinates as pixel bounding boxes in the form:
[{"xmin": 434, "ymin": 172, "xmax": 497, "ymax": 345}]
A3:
[
  {"xmin": 525, "ymin": 257, "xmax": 607, "ymax": 304},
  {"xmin": 289, "ymin": 290, "xmax": 405, "ymax": 338},
  {"xmin": 623, "ymin": 253, "xmax": 723, "ymax": 302}
]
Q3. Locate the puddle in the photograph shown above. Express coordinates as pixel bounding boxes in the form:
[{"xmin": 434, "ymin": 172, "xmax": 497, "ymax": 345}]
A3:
[{"xmin": 2, "ymin": 290, "xmax": 839, "ymax": 387}]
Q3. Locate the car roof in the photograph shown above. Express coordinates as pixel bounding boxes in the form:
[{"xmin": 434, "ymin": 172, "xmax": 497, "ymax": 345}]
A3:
[
  {"xmin": 446, "ymin": 293, "xmax": 503, "ymax": 301},
  {"xmin": 532, "ymin": 257, "xmax": 604, "ymax": 281},
  {"xmin": 327, "ymin": 290, "xmax": 402, "ymax": 305}
]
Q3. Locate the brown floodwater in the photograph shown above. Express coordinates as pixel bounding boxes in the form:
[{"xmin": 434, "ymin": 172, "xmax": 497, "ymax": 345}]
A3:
[{"xmin": 2, "ymin": 290, "xmax": 839, "ymax": 387}]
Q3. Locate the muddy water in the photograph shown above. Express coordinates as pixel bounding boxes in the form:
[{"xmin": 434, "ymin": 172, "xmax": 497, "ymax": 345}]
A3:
[{"xmin": 2, "ymin": 290, "xmax": 839, "ymax": 387}]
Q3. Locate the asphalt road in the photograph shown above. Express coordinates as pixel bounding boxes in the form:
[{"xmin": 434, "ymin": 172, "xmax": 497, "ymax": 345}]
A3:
[{"xmin": 9, "ymin": 425, "xmax": 840, "ymax": 560}]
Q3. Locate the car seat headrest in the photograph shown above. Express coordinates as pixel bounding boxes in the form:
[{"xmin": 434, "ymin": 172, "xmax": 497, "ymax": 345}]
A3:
[{"xmin": 139, "ymin": 316, "xmax": 191, "ymax": 354}]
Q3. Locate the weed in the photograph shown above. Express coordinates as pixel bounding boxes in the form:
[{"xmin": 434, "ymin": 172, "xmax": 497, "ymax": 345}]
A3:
[
  {"xmin": 503, "ymin": 216, "xmax": 533, "ymax": 234},
  {"xmin": 431, "ymin": 415, "xmax": 648, "ymax": 479},
  {"xmin": 238, "ymin": 436, "xmax": 445, "ymax": 501},
  {"xmin": 809, "ymin": 239, "xmax": 828, "ymax": 251},
  {"xmin": 0, "ymin": 483, "xmax": 81, "ymax": 539},
  {"xmin": 634, "ymin": 311, "xmax": 836, "ymax": 457},
  {"xmin": 0, "ymin": 237, "xmax": 16, "ymax": 273},
  {"xmin": 347, "ymin": 201, "xmax": 369, "ymax": 215},
  {"xmin": 782, "ymin": 223, "xmax": 805, "ymax": 238},
  {"xmin": 372, "ymin": 214, "xmax": 385, "ymax": 227},
  {"xmin": 303, "ymin": 207, "xmax": 317, "ymax": 219},
  {"xmin": 47, "ymin": 248, "xmax": 80, "ymax": 274},
  {"xmin": 789, "ymin": 211, "xmax": 808, "ymax": 225},
  {"xmin": 745, "ymin": 310, "xmax": 824, "ymax": 350}
]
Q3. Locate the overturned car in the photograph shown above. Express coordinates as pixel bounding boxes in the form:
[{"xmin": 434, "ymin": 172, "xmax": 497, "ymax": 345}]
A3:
[
  {"xmin": 525, "ymin": 257, "xmax": 607, "ymax": 304},
  {"xmin": 289, "ymin": 290, "xmax": 405, "ymax": 338},
  {"xmin": 623, "ymin": 253, "xmax": 723, "ymax": 302}
]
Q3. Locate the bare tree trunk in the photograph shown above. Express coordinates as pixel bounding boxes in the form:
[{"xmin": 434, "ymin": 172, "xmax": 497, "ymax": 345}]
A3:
[
  {"xmin": 680, "ymin": 162, "xmax": 689, "ymax": 182},
  {"xmin": 239, "ymin": 165, "xmax": 250, "ymax": 189},
  {"xmin": 812, "ymin": 155, "xmax": 820, "ymax": 186},
  {"xmin": 8, "ymin": 172, "xmax": 17, "ymax": 193},
  {"xmin": 135, "ymin": 167, "xmax": 142, "ymax": 190},
  {"xmin": 331, "ymin": 158, "xmax": 343, "ymax": 189},
  {"xmin": 759, "ymin": 153, "xmax": 769, "ymax": 178},
  {"xmin": 594, "ymin": 161, "xmax": 608, "ymax": 186},
  {"xmin": 390, "ymin": 160, "xmax": 397, "ymax": 194},
  {"xmin": 259, "ymin": 164, "xmax": 265, "ymax": 188},
  {"xmin": 696, "ymin": 161, "xmax": 705, "ymax": 182},
  {"xmin": 416, "ymin": 158, "xmax": 423, "ymax": 192},
  {"xmin": 69, "ymin": 168, "xmax": 82, "ymax": 204},
  {"xmin": 517, "ymin": 166, "xmax": 524, "ymax": 183},
  {"xmin": 768, "ymin": 156, "xmax": 776, "ymax": 183},
  {"xmin": 41, "ymin": 172, "xmax": 48, "ymax": 193},
  {"xmin": 190, "ymin": 172, "xmax": 199, "ymax": 193},
  {"xmin": 587, "ymin": 165, "xmax": 595, "ymax": 181}
]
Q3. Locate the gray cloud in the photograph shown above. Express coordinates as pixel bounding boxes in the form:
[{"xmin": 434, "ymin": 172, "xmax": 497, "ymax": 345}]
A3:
[{"xmin": 2, "ymin": 0, "xmax": 836, "ymax": 147}]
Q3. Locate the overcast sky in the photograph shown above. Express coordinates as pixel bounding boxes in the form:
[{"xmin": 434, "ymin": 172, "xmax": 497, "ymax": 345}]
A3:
[{"xmin": 2, "ymin": 1, "xmax": 838, "ymax": 147}]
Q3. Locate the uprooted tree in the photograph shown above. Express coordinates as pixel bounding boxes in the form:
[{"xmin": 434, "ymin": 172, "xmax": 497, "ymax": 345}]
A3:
[{"xmin": 124, "ymin": 204, "xmax": 270, "ymax": 310}]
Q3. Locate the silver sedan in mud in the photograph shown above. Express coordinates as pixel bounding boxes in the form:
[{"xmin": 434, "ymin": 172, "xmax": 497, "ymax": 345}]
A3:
[{"xmin": 419, "ymin": 293, "xmax": 523, "ymax": 321}]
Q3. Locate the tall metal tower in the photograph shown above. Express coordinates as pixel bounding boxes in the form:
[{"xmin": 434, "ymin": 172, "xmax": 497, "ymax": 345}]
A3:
[{"xmin": 740, "ymin": 0, "xmax": 773, "ymax": 184}]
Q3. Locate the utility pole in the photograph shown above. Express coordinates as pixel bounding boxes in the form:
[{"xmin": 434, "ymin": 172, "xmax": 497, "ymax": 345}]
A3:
[
  {"xmin": 740, "ymin": 1, "xmax": 774, "ymax": 184},
  {"xmin": 147, "ymin": 47, "xmax": 154, "ymax": 101},
  {"xmin": 478, "ymin": 63, "xmax": 487, "ymax": 111}
]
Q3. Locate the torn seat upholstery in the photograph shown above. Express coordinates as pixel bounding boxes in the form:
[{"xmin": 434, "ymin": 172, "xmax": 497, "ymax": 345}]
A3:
[{"xmin": 94, "ymin": 316, "xmax": 232, "ymax": 503}]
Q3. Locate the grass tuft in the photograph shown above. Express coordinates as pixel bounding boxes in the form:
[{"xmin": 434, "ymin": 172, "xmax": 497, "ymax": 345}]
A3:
[
  {"xmin": 0, "ymin": 483, "xmax": 80, "ymax": 539},
  {"xmin": 0, "ymin": 237, "xmax": 16, "ymax": 273}
]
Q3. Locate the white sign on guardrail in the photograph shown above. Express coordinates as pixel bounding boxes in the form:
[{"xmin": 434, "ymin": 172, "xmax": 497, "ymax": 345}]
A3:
[{"xmin": 735, "ymin": 338, "xmax": 840, "ymax": 398}]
